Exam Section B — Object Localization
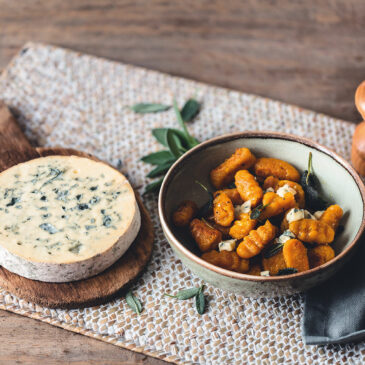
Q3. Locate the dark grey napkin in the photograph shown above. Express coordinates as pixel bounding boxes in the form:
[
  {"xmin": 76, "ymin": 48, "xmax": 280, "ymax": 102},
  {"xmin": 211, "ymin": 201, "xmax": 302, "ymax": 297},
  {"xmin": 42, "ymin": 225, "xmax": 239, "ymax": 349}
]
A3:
[{"xmin": 303, "ymin": 239, "xmax": 365, "ymax": 345}]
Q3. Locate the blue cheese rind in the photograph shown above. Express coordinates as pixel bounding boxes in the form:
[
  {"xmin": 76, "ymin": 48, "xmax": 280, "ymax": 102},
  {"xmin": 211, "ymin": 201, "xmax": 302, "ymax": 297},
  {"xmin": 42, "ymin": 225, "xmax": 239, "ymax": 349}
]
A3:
[{"xmin": 0, "ymin": 155, "xmax": 141, "ymax": 282}]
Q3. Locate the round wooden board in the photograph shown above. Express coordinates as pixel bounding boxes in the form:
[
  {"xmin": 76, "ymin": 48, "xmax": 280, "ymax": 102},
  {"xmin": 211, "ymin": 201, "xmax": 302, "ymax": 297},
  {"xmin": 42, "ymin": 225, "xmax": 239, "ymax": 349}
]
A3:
[{"xmin": 0, "ymin": 147, "xmax": 154, "ymax": 309}]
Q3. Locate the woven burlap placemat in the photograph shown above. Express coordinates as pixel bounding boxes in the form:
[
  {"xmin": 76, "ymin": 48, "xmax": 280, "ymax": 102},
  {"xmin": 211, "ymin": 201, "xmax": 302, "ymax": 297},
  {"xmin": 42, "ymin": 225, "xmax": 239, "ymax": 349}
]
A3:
[{"xmin": 0, "ymin": 42, "xmax": 362, "ymax": 365}]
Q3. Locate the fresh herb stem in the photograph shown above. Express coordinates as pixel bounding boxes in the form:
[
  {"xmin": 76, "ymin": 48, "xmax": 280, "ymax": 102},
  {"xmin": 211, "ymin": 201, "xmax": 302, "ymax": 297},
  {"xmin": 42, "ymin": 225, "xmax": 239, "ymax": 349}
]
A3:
[{"xmin": 306, "ymin": 152, "xmax": 313, "ymax": 185}]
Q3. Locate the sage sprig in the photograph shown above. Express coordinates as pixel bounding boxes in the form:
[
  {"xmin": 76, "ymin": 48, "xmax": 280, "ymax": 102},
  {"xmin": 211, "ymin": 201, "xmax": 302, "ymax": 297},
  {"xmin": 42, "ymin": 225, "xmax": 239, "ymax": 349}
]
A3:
[
  {"xmin": 137, "ymin": 98, "xmax": 201, "ymax": 194},
  {"xmin": 125, "ymin": 291, "xmax": 143, "ymax": 315},
  {"xmin": 165, "ymin": 285, "xmax": 206, "ymax": 315},
  {"xmin": 300, "ymin": 152, "xmax": 328, "ymax": 210}
]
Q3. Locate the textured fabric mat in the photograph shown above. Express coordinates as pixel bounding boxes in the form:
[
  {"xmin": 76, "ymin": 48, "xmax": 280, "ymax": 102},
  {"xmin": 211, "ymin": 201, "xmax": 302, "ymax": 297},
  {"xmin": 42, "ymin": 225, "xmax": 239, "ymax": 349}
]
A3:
[{"xmin": 0, "ymin": 42, "xmax": 363, "ymax": 365}]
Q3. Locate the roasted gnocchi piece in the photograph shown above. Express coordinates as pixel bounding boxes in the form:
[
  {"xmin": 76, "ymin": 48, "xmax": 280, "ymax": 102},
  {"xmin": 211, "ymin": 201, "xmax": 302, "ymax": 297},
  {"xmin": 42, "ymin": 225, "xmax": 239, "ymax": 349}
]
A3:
[
  {"xmin": 263, "ymin": 176, "xmax": 279, "ymax": 190},
  {"xmin": 263, "ymin": 177, "xmax": 305, "ymax": 208},
  {"xmin": 213, "ymin": 191, "xmax": 235, "ymax": 227},
  {"xmin": 276, "ymin": 180, "xmax": 305, "ymax": 208},
  {"xmin": 190, "ymin": 218, "xmax": 222, "ymax": 252},
  {"xmin": 282, "ymin": 239, "xmax": 309, "ymax": 272},
  {"xmin": 260, "ymin": 191, "xmax": 296, "ymax": 220},
  {"xmin": 262, "ymin": 251, "xmax": 287, "ymax": 275},
  {"xmin": 201, "ymin": 250, "xmax": 249, "ymax": 273},
  {"xmin": 172, "ymin": 147, "xmax": 343, "ymax": 276},
  {"xmin": 229, "ymin": 213, "xmax": 257, "ymax": 239},
  {"xmin": 237, "ymin": 220, "xmax": 277, "ymax": 259},
  {"xmin": 254, "ymin": 157, "xmax": 300, "ymax": 182},
  {"xmin": 215, "ymin": 188, "xmax": 244, "ymax": 205},
  {"xmin": 319, "ymin": 205, "xmax": 343, "ymax": 231},
  {"xmin": 289, "ymin": 219, "xmax": 335, "ymax": 244},
  {"xmin": 172, "ymin": 200, "xmax": 198, "ymax": 227},
  {"xmin": 308, "ymin": 245, "xmax": 335, "ymax": 268},
  {"xmin": 210, "ymin": 147, "xmax": 256, "ymax": 189},
  {"xmin": 235, "ymin": 170, "xmax": 263, "ymax": 207}
]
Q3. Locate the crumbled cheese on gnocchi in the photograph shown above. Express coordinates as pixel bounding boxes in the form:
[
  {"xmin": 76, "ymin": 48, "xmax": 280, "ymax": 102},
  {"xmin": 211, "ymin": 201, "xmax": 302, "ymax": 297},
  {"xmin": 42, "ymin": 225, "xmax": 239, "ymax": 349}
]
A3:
[
  {"xmin": 286, "ymin": 208, "xmax": 316, "ymax": 223},
  {"xmin": 314, "ymin": 210, "xmax": 325, "ymax": 219},
  {"xmin": 260, "ymin": 270, "xmax": 270, "ymax": 276},
  {"xmin": 274, "ymin": 230, "xmax": 296, "ymax": 244},
  {"xmin": 286, "ymin": 208, "xmax": 305, "ymax": 223},
  {"xmin": 234, "ymin": 200, "xmax": 251, "ymax": 218},
  {"xmin": 265, "ymin": 187, "xmax": 275, "ymax": 193},
  {"xmin": 276, "ymin": 184, "xmax": 297, "ymax": 198},
  {"xmin": 304, "ymin": 210, "xmax": 316, "ymax": 220},
  {"xmin": 218, "ymin": 239, "xmax": 237, "ymax": 252}
]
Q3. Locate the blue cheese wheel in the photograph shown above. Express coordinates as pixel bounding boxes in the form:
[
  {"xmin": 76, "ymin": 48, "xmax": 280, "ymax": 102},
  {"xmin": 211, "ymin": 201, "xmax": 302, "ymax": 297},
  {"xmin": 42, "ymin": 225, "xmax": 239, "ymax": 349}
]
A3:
[{"xmin": 0, "ymin": 155, "xmax": 141, "ymax": 282}]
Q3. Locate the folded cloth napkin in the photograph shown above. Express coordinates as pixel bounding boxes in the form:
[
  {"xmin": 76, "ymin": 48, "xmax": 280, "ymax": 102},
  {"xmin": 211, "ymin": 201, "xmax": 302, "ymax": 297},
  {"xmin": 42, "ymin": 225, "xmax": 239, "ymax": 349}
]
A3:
[{"xmin": 303, "ymin": 239, "xmax": 365, "ymax": 345}]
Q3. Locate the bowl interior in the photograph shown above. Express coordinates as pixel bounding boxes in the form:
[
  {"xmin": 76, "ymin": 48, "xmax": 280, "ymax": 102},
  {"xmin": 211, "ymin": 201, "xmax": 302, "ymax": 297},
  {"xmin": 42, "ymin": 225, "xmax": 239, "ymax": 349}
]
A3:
[{"xmin": 163, "ymin": 134, "xmax": 364, "ymax": 258}]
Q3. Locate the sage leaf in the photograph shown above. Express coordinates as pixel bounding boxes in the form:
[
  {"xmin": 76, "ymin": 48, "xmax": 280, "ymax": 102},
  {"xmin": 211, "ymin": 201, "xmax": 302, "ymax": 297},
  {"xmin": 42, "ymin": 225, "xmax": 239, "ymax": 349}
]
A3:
[
  {"xmin": 141, "ymin": 150, "xmax": 175, "ymax": 165},
  {"xmin": 195, "ymin": 286, "xmax": 205, "ymax": 315},
  {"xmin": 152, "ymin": 128, "xmax": 193, "ymax": 149},
  {"xmin": 147, "ymin": 162, "xmax": 173, "ymax": 178},
  {"xmin": 152, "ymin": 128, "xmax": 169, "ymax": 147},
  {"xmin": 263, "ymin": 242, "xmax": 284, "ymax": 259},
  {"xmin": 167, "ymin": 129, "xmax": 186, "ymax": 158},
  {"xmin": 130, "ymin": 103, "xmax": 170, "ymax": 114},
  {"xmin": 181, "ymin": 98, "xmax": 200, "ymax": 122},
  {"xmin": 195, "ymin": 181, "xmax": 214, "ymax": 217},
  {"xmin": 125, "ymin": 291, "xmax": 143, "ymax": 315},
  {"xmin": 173, "ymin": 99, "xmax": 199, "ymax": 148},
  {"xmin": 143, "ymin": 177, "xmax": 164, "ymax": 195},
  {"xmin": 165, "ymin": 287, "xmax": 200, "ymax": 300},
  {"xmin": 250, "ymin": 203, "xmax": 269, "ymax": 220},
  {"xmin": 277, "ymin": 268, "xmax": 298, "ymax": 276},
  {"xmin": 300, "ymin": 152, "xmax": 328, "ymax": 211}
]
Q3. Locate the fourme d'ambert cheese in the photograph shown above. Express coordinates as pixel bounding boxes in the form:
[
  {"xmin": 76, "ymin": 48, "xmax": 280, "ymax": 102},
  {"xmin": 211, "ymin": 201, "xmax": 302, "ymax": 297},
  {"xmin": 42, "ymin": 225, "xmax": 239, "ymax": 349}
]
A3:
[{"xmin": 0, "ymin": 155, "xmax": 141, "ymax": 282}]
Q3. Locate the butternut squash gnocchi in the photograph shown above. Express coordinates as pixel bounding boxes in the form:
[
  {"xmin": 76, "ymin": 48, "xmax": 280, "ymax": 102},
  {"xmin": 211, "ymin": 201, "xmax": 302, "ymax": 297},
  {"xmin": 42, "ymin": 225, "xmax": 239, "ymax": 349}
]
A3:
[{"xmin": 172, "ymin": 149, "xmax": 344, "ymax": 276}]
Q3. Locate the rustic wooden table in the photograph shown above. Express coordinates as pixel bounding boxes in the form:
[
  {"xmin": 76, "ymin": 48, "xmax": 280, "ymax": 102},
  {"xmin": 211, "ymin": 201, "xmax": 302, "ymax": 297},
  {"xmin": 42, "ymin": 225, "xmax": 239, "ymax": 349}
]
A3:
[{"xmin": 1, "ymin": 0, "xmax": 364, "ymax": 364}]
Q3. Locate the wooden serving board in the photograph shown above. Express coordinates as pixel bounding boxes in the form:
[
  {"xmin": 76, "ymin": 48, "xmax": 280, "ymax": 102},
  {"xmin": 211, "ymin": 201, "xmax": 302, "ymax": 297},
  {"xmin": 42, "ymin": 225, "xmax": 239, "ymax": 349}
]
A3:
[{"xmin": 0, "ymin": 102, "xmax": 154, "ymax": 308}]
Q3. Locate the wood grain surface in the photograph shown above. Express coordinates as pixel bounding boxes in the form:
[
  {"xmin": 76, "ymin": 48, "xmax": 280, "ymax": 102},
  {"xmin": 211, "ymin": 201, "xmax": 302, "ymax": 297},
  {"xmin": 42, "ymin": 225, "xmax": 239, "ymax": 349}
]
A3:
[
  {"xmin": 1, "ymin": 0, "xmax": 365, "ymax": 123},
  {"xmin": 0, "ymin": 0, "xmax": 364, "ymax": 363}
]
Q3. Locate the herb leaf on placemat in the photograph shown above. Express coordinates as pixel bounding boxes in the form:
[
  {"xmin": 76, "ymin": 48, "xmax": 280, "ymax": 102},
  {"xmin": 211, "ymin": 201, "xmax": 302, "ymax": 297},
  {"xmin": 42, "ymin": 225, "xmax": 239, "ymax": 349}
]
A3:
[
  {"xmin": 147, "ymin": 162, "xmax": 173, "ymax": 178},
  {"xmin": 143, "ymin": 177, "xmax": 164, "ymax": 195},
  {"xmin": 130, "ymin": 103, "xmax": 170, "ymax": 113},
  {"xmin": 173, "ymin": 99, "xmax": 199, "ymax": 149},
  {"xmin": 165, "ymin": 287, "xmax": 201, "ymax": 300},
  {"xmin": 166, "ymin": 129, "xmax": 186, "ymax": 158},
  {"xmin": 141, "ymin": 150, "xmax": 175, "ymax": 165},
  {"xmin": 195, "ymin": 286, "xmax": 205, "ymax": 315},
  {"xmin": 165, "ymin": 285, "xmax": 206, "ymax": 314},
  {"xmin": 181, "ymin": 98, "xmax": 200, "ymax": 122},
  {"xmin": 125, "ymin": 291, "xmax": 143, "ymax": 315}
]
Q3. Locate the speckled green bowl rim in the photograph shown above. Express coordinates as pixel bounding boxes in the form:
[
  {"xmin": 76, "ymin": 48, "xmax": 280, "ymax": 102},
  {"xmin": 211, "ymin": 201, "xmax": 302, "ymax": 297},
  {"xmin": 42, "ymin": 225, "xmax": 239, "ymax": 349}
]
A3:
[{"xmin": 158, "ymin": 131, "xmax": 365, "ymax": 281}]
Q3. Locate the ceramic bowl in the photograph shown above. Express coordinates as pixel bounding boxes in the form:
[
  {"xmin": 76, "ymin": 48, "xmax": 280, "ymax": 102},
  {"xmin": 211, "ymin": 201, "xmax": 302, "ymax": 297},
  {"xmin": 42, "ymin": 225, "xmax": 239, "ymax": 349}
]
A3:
[{"xmin": 158, "ymin": 131, "xmax": 365, "ymax": 297}]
